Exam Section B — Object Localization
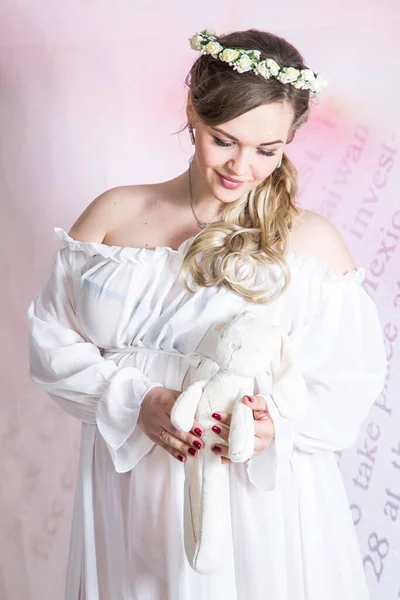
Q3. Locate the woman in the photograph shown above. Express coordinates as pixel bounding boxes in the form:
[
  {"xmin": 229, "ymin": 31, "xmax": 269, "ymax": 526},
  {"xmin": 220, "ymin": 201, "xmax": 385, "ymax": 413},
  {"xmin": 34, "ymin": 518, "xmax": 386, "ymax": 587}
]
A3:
[{"xmin": 27, "ymin": 28, "xmax": 387, "ymax": 599}]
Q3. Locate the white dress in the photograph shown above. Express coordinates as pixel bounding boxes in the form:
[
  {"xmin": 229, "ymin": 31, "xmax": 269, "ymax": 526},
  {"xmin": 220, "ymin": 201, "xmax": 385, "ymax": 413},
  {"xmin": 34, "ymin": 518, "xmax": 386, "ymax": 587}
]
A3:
[{"xmin": 27, "ymin": 227, "xmax": 387, "ymax": 600}]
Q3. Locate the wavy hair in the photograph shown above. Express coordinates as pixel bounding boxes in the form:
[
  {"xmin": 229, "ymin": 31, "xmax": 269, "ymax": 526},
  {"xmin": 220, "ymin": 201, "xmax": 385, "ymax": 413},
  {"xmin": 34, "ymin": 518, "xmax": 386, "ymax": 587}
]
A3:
[{"xmin": 179, "ymin": 29, "xmax": 314, "ymax": 304}]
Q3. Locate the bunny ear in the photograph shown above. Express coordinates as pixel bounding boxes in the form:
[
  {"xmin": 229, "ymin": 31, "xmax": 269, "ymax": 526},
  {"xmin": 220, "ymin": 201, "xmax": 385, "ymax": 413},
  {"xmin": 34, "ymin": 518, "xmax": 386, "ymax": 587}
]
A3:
[{"xmin": 271, "ymin": 334, "xmax": 309, "ymax": 417}]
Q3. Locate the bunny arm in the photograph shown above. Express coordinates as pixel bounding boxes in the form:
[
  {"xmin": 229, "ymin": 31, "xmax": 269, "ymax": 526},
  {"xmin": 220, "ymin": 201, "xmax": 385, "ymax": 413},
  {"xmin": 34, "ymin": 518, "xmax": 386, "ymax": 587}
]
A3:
[
  {"xmin": 170, "ymin": 380, "xmax": 209, "ymax": 432},
  {"xmin": 228, "ymin": 400, "xmax": 255, "ymax": 462}
]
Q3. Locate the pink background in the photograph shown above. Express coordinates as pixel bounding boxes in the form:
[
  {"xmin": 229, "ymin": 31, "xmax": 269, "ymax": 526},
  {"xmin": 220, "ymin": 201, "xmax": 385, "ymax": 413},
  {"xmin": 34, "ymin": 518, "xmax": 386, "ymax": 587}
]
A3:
[{"xmin": 1, "ymin": 1, "xmax": 399, "ymax": 598}]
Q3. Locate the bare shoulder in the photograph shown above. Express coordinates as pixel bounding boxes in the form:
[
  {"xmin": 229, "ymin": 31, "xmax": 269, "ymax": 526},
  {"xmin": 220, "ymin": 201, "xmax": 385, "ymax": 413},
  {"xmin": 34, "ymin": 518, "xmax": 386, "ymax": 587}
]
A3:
[
  {"xmin": 68, "ymin": 185, "xmax": 148, "ymax": 243},
  {"xmin": 289, "ymin": 209, "xmax": 357, "ymax": 274}
]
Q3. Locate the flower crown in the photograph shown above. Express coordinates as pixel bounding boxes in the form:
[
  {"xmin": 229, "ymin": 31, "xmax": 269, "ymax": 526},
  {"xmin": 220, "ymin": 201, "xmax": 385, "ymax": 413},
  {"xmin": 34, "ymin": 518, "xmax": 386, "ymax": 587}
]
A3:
[{"xmin": 189, "ymin": 29, "xmax": 327, "ymax": 94}]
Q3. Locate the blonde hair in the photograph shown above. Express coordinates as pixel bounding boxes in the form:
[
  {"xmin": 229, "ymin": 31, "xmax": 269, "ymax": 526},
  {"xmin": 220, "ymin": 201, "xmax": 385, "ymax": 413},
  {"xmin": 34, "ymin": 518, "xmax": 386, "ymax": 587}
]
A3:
[{"xmin": 179, "ymin": 29, "xmax": 314, "ymax": 304}]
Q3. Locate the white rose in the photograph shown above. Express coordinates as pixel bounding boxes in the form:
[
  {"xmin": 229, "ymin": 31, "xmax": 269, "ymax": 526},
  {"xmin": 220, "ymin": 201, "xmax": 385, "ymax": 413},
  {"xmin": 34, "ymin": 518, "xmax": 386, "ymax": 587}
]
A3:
[
  {"xmin": 205, "ymin": 41, "xmax": 223, "ymax": 57},
  {"xmin": 221, "ymin": 48, "xmax": 240, "ymax": 63},
  {"xmin": 311, "ymin": 74, "xmax": 327, "ymax": 93},
  {"xmin": 266, "ymin": 58, "xmax": 280, "ymax": 76},
  {"xmin": 233, "ymin": 54, "xmax": 254, "ymax": 73},
  {"xmin": 203, "ymin": 28, "xmax": 217, "ymax": 37},
  {"xmin": 277, "ymin": 72, "xmax": 289, "ymax": 84},
  {"xmin": 277, "ymin": 67, "xmax": 300, "ymax": 84},
  {"xmin": 292, "ymin": 78, "xmax": 306, "ymax": 89},
  {"xmin": 292, "ymin": 72, "xmax": 309, "ymax": 89},
  {"xmin": 301, "ymin": 68, "xmax": 315, "ymax": 82},
  {"xmin": 254, "ymin": 60, "xmax": 271, "ymax": 79},
  {"xmin": 189, "ymin": 34, "xmax": 204, "ymax": 51},
  {"xmin": 284, "ymin": 67, "xmax": 300, "ymax": 82},
  {"xmin": 250, "ymin": 49, "xmax": 261, "ymax": 60}
]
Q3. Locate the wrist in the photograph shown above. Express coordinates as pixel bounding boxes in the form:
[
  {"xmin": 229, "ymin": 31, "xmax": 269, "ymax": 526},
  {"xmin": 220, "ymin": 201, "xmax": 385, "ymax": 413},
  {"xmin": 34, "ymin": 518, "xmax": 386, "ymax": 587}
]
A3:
[{"xmin": 143, "ymin": 384, "xmax": 164, "ymax": 402}]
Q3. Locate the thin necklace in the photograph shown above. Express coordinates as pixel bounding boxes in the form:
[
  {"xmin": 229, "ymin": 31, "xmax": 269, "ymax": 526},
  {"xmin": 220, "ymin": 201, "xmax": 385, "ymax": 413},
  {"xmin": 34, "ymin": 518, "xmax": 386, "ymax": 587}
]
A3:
[{"xmin": 188, "ymin": 162, "xmax": 219, "ymax": 229}]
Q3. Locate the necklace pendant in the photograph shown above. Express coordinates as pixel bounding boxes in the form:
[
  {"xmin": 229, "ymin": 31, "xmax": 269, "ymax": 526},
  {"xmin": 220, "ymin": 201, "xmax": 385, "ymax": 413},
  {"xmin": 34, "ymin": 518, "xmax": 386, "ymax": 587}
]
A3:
[{"xmin": 198, "ymin": 221, "xmax": 207, "ymax": 229}]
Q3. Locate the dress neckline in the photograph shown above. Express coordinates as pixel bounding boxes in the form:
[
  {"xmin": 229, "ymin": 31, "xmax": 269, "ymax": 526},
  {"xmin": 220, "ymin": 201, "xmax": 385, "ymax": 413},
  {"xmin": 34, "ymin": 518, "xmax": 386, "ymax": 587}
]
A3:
[
  {"xmin": 54, "ymin": 227, "xmax": 365, "ymax": 283},
  {"xmin": 54, "ymin": 227, "xmax": 196, "ymax": 254}
]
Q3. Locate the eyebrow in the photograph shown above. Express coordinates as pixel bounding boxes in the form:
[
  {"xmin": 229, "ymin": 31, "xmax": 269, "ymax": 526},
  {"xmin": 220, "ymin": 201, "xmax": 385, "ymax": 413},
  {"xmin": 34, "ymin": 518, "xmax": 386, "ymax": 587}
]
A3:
[{"xmin": 212, "ymin": 126, "xmax": 284, "ymax": 146}]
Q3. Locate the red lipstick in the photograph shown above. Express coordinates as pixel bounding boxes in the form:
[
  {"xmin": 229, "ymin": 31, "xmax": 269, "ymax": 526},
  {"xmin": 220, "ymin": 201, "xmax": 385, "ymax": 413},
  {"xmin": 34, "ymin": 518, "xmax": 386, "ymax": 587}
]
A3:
[{"xmin": 217, "ymin": 173, "xmax": 244, "ymax": 190}]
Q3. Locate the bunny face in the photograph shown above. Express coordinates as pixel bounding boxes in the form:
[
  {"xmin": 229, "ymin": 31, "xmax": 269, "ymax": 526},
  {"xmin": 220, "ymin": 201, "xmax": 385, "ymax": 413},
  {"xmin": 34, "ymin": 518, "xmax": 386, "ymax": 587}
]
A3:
[{"xmin": 214, "ymin": 312, "xmax": 280, "ymax": 377}]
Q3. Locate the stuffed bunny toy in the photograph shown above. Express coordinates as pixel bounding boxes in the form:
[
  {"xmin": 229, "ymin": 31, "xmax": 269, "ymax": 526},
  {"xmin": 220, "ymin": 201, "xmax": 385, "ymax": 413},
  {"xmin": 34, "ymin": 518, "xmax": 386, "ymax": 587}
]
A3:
[{"xmin": 170, "ymin": 310, "xmax": 308, "ymax": 575}]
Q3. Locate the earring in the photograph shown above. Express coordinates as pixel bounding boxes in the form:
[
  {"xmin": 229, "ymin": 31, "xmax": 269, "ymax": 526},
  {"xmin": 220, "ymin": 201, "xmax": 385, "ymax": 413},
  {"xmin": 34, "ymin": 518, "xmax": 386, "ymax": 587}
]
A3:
[
  {"xmin": 188, "ymin": 124, "xmax": 195, "ymax": 145},
  {"xmin": 277, "ymin": 154, "xmax": 283, "ymax": 168}
]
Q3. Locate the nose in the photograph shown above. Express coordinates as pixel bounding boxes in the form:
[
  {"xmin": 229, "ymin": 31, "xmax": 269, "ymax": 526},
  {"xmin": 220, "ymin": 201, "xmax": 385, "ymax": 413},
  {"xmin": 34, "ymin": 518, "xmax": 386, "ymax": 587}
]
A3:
[{"xmin": 226, "ymin": 149, "xmax": 250, "ymax": 178}]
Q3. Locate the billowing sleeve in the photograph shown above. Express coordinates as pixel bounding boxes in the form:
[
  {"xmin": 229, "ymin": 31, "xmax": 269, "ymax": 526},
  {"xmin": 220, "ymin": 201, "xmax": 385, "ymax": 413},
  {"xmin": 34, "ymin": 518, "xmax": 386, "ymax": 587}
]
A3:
[
  {"xmin": 27, "ymin": 245, "xmax": 164, "ymax": 473},
  {"xmin": 246, "ymin": 268, "xmax": 387, "ymax": 491}
]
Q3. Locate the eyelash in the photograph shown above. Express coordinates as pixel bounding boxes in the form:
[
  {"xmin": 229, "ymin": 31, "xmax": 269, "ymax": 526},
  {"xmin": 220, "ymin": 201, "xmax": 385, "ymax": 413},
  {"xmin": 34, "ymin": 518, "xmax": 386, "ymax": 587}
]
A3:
[{"xmin": 212, "ymin": 136, "xmax": 277, "ymax": 157}]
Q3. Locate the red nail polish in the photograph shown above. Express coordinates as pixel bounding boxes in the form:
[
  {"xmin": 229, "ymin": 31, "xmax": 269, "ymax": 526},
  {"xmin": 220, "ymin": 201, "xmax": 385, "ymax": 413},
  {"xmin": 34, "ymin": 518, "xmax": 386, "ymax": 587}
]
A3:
[
  {"xmin": 212, "ymin": 413, "xmax": 221, "ymax": 420},
  {"xmin": 178, "ymin": 455, "xmax": 184, "ymax": 462},
  {"xmin": 193, "ymin": 440, "xmax": 201, "ymax": 450},
  {"xmin": 212, "ymin": 445, "xmax": 222, "ymax": 453},
  {"xmin": 244, "ymin": 395, "xmax": 253, "ymax": 403},
  {"xmin": 188, "ymin": 447, "xmax": 197, "ymax": 456},
  {"xmin": 212, "ymin": 425, "xmax": 221, "ymax": 434},
  {"xmin": 194, "ymin": 428, "xmax": 203, "ymax": 436}
]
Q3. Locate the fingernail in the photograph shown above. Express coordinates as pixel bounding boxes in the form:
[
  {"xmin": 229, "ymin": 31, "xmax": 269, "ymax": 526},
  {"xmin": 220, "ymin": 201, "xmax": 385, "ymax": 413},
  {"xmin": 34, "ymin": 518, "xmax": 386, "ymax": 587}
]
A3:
[
  {"xmin": 244, "ymin": 395, "xmax": 253, "ymax": 403},
  {"xmin": 194, "ymin": 428, "xmax": 203, "ymax": 436},
  {"xmin": 212, "ymin": 445, "xmax": 222, "ymax": 453},
  {"xmin": 178, "ymin": 455, "xmax": 184, "ymax": 462},
  {"xmin": 212, "ymin": 425, "xmax": 221, "ymax": 434},
  {"xmin": 212, "ymin": 413, "xmax": 221, "ymax": 420},
  {"xmin": 192, "ymin": 440, "xmax": 202, "ymax": 450},
  {"xmin": 188, "ymin": 447, "xmax": 197, "ymax": 456}
]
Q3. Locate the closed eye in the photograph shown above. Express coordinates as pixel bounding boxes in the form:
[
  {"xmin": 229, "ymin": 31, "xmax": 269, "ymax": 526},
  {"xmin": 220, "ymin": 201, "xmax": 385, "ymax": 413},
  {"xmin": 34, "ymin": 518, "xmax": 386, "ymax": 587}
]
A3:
[{"xmin": 213, "ymin": 136, "xmax": 276, "ymax": 157}]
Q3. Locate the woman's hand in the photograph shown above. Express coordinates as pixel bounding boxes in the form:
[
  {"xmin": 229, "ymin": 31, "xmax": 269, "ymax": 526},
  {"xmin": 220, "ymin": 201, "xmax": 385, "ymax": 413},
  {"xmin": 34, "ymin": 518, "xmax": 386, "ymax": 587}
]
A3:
[
  {"xmin": 137, "ymin": 386, "xmax": 205, "ymax": 462},
  {"xmin": 210, "ymin": 394, "xmax": 275, "ymax": 465}
]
